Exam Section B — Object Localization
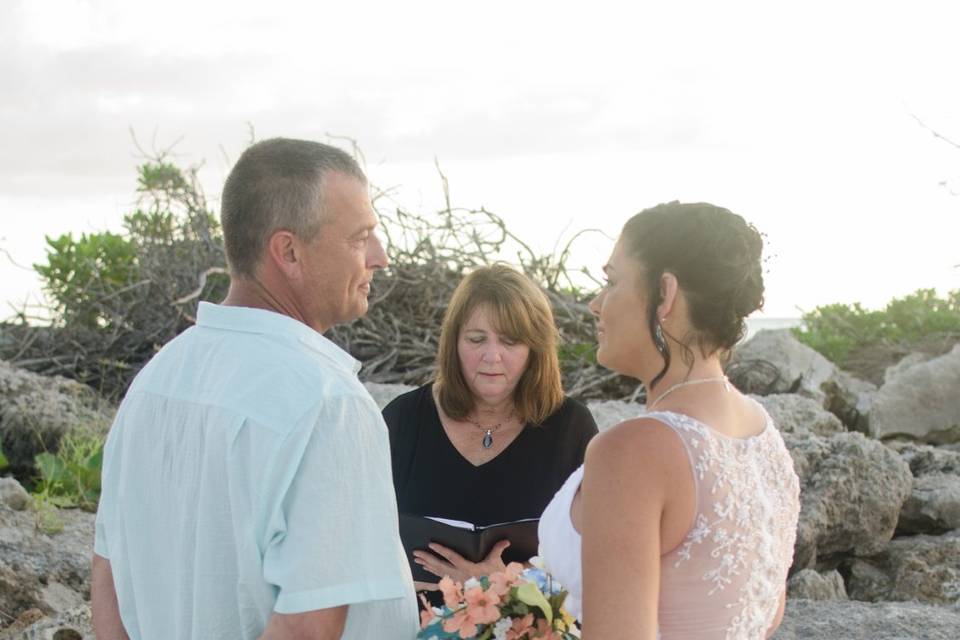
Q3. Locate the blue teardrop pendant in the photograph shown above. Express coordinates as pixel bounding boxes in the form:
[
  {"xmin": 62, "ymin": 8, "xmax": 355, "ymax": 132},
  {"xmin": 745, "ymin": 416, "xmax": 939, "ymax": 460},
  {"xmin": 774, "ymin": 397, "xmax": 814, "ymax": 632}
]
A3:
[{"xmin": 482, "ymin": 430, "xmax": 494, "ymax": 449}]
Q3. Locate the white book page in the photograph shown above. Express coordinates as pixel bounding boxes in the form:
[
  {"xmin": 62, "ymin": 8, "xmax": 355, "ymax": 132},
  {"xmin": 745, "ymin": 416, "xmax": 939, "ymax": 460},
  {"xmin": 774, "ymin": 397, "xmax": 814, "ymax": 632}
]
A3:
[{"xmin": 425, "ymin": 516, "xmax": 477, "ymax": 531}]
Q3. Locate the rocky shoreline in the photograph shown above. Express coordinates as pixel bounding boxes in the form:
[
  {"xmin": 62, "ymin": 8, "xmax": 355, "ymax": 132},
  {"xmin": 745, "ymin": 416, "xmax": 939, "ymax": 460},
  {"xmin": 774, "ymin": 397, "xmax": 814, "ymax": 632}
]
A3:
[{"xmin": 2, "ymin": 329, "xmax": 959, "ymax": 638}]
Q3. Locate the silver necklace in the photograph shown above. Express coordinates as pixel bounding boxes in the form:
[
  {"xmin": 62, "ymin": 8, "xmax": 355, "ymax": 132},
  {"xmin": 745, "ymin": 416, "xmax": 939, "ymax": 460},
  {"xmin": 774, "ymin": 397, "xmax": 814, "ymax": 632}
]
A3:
[
  {"xmin": 648, "ymin": 376, "xmax": 730, "ymax": 410},
  {"xmin": 467, "ymin": 411, "xmax": 514, "ymax": 449}
]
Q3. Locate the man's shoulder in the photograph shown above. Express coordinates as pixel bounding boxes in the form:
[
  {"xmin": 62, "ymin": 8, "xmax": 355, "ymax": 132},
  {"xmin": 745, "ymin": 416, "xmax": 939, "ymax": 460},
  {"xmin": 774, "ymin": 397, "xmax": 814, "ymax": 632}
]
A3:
[{"xmin": 128, "ymin": 326, "xmax": 372, "ymax": 430}]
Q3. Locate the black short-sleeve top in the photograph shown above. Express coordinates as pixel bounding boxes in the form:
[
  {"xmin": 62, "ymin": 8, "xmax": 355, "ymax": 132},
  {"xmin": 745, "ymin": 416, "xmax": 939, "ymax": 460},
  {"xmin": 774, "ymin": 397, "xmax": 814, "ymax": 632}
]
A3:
[{"xmin": 382, "ymin": 384, "xmax": 599, "ymax": 527}]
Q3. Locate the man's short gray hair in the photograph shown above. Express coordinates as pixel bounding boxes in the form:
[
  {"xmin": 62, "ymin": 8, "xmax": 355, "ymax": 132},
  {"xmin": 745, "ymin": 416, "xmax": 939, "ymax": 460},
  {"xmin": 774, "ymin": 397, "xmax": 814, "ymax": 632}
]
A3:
[{"xmin": 220, "ymin": 138, "xmax": 367, "ymax": 278}]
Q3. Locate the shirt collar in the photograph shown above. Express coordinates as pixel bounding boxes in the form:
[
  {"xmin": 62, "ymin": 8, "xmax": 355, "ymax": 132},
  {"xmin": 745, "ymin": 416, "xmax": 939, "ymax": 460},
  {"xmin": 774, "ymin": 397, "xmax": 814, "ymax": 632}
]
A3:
[{"xmin": 195, "ymin": 302, "xmax": 361, "ymax": 375}]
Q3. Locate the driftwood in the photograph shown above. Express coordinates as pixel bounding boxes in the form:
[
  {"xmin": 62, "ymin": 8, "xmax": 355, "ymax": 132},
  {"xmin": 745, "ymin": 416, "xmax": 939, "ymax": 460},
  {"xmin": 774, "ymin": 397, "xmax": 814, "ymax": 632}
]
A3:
[{"xmin": 1, "ymin": 159, "xmax": 637, "ymax": 403}]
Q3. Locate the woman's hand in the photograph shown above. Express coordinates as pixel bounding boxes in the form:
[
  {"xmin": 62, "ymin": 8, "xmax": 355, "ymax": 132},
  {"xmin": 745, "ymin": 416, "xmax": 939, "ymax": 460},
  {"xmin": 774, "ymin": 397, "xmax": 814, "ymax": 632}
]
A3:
[{"xmin": 413, "ymin": 539, "xmax": 511, "ymax": 583}]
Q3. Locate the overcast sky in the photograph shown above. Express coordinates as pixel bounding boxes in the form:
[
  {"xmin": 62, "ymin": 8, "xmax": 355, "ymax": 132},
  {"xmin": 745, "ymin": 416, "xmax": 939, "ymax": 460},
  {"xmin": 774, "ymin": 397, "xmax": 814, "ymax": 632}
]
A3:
[{"xmin": 2, "ymin": 0, "xmax": 958, "ymax": 319}]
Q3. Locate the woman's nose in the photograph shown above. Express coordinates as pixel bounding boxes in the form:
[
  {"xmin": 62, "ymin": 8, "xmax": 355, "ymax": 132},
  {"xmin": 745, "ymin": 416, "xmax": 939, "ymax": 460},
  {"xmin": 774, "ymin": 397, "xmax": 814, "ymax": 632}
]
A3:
[{"xmin": 481, "ymin": 345, "xmax": 503, "ymax": 362}]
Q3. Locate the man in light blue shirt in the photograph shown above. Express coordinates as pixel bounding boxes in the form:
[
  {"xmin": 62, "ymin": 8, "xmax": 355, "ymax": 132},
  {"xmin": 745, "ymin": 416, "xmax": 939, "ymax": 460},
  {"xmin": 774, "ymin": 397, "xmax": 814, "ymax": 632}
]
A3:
[{"xmin": 92, "ymin": 139, "xmax": 419, "ymax": 639}]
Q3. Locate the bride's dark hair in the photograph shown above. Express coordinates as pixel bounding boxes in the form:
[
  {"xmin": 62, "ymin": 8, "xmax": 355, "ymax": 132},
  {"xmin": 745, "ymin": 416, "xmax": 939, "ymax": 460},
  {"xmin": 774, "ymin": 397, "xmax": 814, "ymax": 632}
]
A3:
[{"xmin": 620, "ymin": 201, "xmax": 765, "ymax": 389}]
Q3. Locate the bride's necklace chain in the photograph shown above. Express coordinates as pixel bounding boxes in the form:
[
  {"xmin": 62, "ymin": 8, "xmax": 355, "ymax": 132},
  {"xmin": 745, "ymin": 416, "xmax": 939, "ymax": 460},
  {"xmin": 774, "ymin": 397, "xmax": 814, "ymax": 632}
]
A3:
[
  {"xmin": 466, "ymin": 409, "xmax": 515, "ymax": 449},
  {"xmin": 648, "ymin": 376, "xmax": 731, "ymax": 410}
]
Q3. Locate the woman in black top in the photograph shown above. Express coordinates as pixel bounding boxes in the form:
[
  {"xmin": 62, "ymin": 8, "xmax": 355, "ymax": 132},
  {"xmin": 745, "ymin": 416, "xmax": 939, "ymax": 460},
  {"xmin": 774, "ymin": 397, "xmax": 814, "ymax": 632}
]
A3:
[{"xmin": 382, "ymin": 264, "xmax": 598, "ymax": 593}]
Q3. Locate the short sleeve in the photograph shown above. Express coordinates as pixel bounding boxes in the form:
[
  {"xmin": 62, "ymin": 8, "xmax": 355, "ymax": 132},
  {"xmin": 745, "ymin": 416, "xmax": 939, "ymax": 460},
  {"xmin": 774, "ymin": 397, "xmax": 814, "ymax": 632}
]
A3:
[
  {"xmin": 94, "ymin": 412, "xmax": 123, "ymax": 559},
  {"xmin": 262, "ymin": 393, "xmax": 413, "ymax": 614}
]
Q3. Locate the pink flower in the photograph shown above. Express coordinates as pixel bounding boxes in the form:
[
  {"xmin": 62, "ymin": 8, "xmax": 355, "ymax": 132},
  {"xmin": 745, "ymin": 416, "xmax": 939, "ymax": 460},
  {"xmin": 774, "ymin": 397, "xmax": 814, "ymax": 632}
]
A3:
[
  {"xmin": 533, "ymin": 618, "xmax": 562, "ymax": 639},
  {"xmin": 442, "ymin": 606, "xmax": 478, "ymax": 639},
  {"xmin": 506, "ymin": 613, "xmax": 535, "ymax": 639},
  {"xmin": 439, "ymin": 575, "xmax": 464, "ymax": 609},
  {"xmin": 489, "ymin": 562, "xmax": 525, "ymax": 597},
  {"xmin": 464, "ymin": 585, "xmax": 501, "ymax": 625}
]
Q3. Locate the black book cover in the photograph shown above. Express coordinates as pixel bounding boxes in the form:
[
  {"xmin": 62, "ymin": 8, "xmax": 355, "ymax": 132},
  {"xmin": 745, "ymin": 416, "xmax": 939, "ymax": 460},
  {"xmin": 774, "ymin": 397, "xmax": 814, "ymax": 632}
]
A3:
[{"xmin": 398, "ymin": 513, "xmax": 540, "ymax": 583}]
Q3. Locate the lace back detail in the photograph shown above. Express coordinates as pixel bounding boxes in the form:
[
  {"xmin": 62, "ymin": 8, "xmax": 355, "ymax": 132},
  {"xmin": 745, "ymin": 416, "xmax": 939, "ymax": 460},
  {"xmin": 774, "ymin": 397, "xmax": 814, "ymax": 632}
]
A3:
[{"xmin": 647, "ymin": 410, "xmax": 801, "ymax": 640}]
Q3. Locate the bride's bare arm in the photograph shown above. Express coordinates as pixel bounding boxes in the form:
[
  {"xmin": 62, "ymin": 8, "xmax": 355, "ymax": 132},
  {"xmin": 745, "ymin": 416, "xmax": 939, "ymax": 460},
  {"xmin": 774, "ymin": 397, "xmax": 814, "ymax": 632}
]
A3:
[
  {"xmin": 579, "ymin": 418, "xmax": 685, "ymax": 640},
  {"xmin": 766, "ymin": 590, "xmax": 787, "ymax": 638}
]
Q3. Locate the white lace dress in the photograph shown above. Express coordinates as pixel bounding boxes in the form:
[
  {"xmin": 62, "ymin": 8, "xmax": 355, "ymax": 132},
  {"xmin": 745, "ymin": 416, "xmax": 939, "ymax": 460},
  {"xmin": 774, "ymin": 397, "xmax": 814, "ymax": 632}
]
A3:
[{"xmin": 538, "ymin": 408, "xmax": 801, "ymax": 639}]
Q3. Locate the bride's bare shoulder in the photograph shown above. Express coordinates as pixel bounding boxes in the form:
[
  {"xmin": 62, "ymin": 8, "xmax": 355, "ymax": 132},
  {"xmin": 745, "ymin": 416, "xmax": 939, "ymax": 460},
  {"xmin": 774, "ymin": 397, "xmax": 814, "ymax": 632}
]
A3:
[{"xmin": 584, "ymin": 417, "xmax": 687, "ymax": 472}]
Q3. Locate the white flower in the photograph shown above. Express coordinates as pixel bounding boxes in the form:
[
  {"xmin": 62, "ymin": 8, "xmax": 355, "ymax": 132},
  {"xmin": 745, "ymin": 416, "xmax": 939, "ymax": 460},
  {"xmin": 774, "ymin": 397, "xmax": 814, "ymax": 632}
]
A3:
[
  {"xmin": 493, "ymin": 618, "xmax": 512, "ymax": 640},
  {"xmin": 464, "ymin": 577, "xmax": 482, "ymax": 591},
  {"xmin": 528, "ymin": 555, "xmax": 546, "ymax": 570}
]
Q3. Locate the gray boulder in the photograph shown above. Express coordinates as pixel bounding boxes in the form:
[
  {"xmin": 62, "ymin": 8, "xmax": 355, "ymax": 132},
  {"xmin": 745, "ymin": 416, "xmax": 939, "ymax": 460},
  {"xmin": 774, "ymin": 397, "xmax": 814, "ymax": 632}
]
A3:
[
  {"xmin": 0, "ymin": 360, "xmax": 113, "ymax": 478},
  {"xmin": 887, "ymin": 441, "xmax": 960, "ymax": 535},
  {"xmin": 729, "ymin": 330, "xmax": 835, "ymax": 401},
  {"xmin": 786, "ymin": 568, "xmax": 848, "ymax": 601},
  {"xmin": 728, "ymin": 329, "xmax": 876, "ymax": 429},
  {"xmin": 773, "ymin": 598, "xmax": 960, "ymax": 639},
  {"xmin": 785, "ymin": 431, "xmax": 913, "ymax": 569},
  {"xmin": 0, "ymin": 503, "xmax": 94, "ymax": 626},
  {"xmin": 753, "ymin": 393, "xmax": 844, "ymax": 437},
  {"xmin": 885, "ymin": 352, "xmax": 932, "ymax": 384},
  {"xmin": 0, "ymin": 477, "xmax": 29, "ymax": 511},
  {"xmin": 846, "ymin": 530, "xmax": 960, "ymax": 605},
  {"xmin": 0, "ymin": 605, "xmax": 91, "ymax": 639},
  {"xmin": 898, "ymin": 474, "xmax": 960, "ymax": 535},
  {"xmin": 888, "ymin": 440, "xmax": 960, "ymax": 476},
  {"xmin": 869, "ymin": 345, "xmax": 960, "ymax": 444}
]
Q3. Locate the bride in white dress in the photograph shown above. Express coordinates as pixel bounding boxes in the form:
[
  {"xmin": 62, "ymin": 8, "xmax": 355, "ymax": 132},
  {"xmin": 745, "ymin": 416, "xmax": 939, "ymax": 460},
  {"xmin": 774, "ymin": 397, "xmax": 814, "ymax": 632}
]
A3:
[{"xmin": 539, "ymin": 202, "xmax": 800, "ymax": 639}]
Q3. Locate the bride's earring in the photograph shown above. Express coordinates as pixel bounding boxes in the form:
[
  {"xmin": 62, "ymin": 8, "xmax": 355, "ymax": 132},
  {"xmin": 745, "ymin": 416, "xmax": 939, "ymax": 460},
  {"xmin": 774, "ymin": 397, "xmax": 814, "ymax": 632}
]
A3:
[{"xmin": 654, "ymin": 319, "xmax": 667, "ymax": 354}]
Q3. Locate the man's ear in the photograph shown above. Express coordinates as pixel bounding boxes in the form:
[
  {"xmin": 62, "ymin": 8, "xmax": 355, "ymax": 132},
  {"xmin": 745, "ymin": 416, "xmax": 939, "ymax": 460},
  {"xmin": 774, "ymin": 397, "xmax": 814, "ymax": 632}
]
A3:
[
  {"xmin": 657, "ymin": 271, "xmax": 679, "ymax": 321},
  {"xmin": 264, "ymin": 230, "xmax": 302, "ymax": 279}
]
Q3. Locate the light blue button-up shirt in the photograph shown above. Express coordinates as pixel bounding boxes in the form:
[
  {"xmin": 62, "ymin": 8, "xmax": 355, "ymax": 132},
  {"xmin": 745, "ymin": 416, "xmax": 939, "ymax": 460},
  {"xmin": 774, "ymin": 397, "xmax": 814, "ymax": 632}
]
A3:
[{"xmin": 95, "ymin": 302, "xmax": 418, "ymax": 639}]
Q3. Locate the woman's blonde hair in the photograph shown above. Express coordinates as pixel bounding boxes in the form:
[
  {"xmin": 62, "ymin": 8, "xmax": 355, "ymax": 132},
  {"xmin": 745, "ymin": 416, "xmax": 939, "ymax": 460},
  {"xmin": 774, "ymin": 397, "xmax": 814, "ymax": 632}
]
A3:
[{"xmin": 435, "ymin": 264, "xmax": 564, "ymax": 425}]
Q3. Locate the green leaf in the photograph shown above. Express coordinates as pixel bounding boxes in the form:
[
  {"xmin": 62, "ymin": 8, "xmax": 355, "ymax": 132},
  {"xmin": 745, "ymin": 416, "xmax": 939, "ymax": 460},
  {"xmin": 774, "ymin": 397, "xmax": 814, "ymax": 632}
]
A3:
[
  {"xmin": 35, "ymin": 452, "xmax": 67, "ymax": 485},
  {"xmin": 0, "ymin": 444, "xmax": 7, "ymax": 470}
]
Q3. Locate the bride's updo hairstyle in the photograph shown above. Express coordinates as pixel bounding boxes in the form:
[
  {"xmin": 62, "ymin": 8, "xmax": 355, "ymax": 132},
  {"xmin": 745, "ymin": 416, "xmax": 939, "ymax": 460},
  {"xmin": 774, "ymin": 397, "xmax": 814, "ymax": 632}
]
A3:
[{"xmin": 620, "ymin": 201, "xmax": 764, "ymax": 388}]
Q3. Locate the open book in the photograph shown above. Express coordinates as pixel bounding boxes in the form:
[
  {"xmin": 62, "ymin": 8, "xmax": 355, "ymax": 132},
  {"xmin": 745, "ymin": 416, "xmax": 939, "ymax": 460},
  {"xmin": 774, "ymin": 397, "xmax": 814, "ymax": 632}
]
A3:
[{"xmin": 398, "ymin": 513, "xmax": 540, "ymax": 583}]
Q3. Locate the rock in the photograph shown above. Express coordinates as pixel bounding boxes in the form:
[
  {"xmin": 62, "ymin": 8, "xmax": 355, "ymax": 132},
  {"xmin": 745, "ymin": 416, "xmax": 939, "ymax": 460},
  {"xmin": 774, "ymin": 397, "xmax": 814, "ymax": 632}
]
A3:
[
  {"xmin": 785, "ymin": 431, "xmax": 913, "ymax": 569},
  {"xmin": 0, "ymin": 606, "xmax": 92, "ymax": 639},
  {"xmin": 887, "ymin": 441, "xmax": 960, "ymax": 476},
  {"xmin": 0, "ymin": 607, "xmax": 44, "ymax": 638},
  {"xmin": 728, "ymin": 330, "xmax": 876, "ymax": 429},
  {"xmin": 38, "ymin": 582, "xmax": 85, "ymax": 615},
  {"xmin": 822, "ymin": 371, "xmax": 876, "ymax": 433},
  {"xmin": 869, "ymin": 345, "xmax": 960, "ymax": 444},
  {"xmin": 0, "ymin": 477, "xmax": 30, "ymax": 511},
  {"xmin": 753, "ymin": 393, "xmax": 845, "ymax": 437},
  {"xmin": 729, "ymin": 330, "xmax": 835, "ymax": 401},
  {"xmin": 772, "ymin": 598, "xmax": 960, "ymax": 639},
  {"xmin": 885, "ymin": 352, "xmax": 931, "ymax": 384},
  {"xmin": 362, "ymin": 382, "xmax": 414, "ymax": 409},
  {"xmin": 786, "ymin": 568, "xmax": 848, "ymax": 600},
  {"xmin": 0, "ymin": 503, "xmax": 94, "ymax": 626},
  {"xmin": 0, "ymin": 360, "xmax": 113, "ymax": 479},
  {"xmin": 584, "ymin": 399, "xmax": 644, "ymax": 431},
  {"xmin": 846, "ymin": 530, "xmax": 960, "ymax": 605},
  {"xmin": 898, "ymin": 474, "xmax": 960, "ymax": 535}
]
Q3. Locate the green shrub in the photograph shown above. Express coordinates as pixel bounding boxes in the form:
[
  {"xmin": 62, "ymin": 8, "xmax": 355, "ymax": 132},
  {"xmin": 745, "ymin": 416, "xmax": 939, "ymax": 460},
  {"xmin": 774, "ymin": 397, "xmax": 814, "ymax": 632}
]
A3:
[
  {"xmin": 34, "ymin": 231, "xmax": 140, "ymax": 329},
  {"xmin": 15, "ymin": 158, "xmax": 227, "ymax": 400},
  {"xmin": 32, "ymin": 427, "xmax": 104, "ymax": 511},
  {"xmin": 0, "ymin": 443, "xmax": 8, "ymax": 470},
  {"xmin": 793, "ymin": 289, "xmax": 960, "ymax": 368}
]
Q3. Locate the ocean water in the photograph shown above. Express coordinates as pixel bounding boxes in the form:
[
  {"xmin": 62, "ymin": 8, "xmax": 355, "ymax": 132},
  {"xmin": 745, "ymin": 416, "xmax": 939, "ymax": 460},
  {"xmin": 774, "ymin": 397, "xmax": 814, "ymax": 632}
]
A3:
[{"xmin": 743, "ymin": 317, "xmax": 802, "ymax": 342}]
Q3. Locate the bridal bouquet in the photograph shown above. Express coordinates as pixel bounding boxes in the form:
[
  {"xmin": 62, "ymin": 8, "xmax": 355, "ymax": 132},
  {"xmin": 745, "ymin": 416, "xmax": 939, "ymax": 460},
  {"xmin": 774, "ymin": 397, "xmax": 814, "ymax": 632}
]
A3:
[{"xmin": 417, "ymin": 559, "xmax": 580, "ymax": 640}]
